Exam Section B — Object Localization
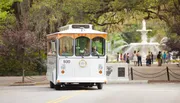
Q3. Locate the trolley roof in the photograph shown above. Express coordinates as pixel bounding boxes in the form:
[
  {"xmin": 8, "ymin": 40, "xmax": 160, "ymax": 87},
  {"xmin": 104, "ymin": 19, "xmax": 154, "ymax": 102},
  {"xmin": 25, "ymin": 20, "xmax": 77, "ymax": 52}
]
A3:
[{"xmin": 47, "ymin": 24, "xmax": 107, "ymax": 37}]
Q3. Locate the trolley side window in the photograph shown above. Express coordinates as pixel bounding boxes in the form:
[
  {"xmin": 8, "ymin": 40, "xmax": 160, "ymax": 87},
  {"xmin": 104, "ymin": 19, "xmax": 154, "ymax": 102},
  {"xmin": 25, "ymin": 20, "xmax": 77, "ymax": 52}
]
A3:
[
  {"xmin": 47, "ymin": 40, "xmax": 56, "ymax": 56},
  {"xmin": 92, "ymin": 37, "xmax": 105, "ymax": 56},
  {"xmin": 59, "ymin": 36, "xmax": 73, "ymax": 56},
  {"xmin": 75, "ymin": 36, "xmax": 90, "ymax": 56}
]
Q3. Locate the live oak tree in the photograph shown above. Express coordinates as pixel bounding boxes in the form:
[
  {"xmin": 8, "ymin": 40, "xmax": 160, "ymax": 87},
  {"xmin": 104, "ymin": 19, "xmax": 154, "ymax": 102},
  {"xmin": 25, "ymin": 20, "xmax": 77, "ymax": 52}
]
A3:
[{"xmin": 0, "ymin": 0, "xmax": 180, "ymax": 77}]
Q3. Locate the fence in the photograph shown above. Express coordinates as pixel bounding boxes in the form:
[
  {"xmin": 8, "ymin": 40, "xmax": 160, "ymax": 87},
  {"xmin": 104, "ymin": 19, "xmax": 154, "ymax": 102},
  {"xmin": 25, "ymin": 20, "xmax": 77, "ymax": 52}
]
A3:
[{"xmin": 129, "ymin": 67, "xmax": 180, "ymax": 81}]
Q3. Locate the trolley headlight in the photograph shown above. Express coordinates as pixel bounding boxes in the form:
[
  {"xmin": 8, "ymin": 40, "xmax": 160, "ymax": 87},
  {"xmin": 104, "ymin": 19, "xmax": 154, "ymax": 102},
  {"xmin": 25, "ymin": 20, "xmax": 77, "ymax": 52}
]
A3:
[
  {"xmin": 61, "ymin": 70, "xmax": 65, "ymax": 74},
  {"xmin": 99, "ymin": 70, "xmax": 102, "ymax": 74},
  {"xmin": 61, "ymin": 64, "xmax": 65, "ymax": 74}
]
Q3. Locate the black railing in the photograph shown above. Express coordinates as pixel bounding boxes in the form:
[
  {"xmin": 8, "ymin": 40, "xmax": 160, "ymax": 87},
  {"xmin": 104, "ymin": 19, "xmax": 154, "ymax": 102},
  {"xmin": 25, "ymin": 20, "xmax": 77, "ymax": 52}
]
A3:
[
  {"xmin": 166, "ymin": 66, "xmax": 170, "ymax": 81},
  {"xmin": 130, "ymin": 66, "xmax": 180, "ymax": 81},
  {"xmin": 131, "ymin": 67, "xmax": 133, "ymax": 80}
]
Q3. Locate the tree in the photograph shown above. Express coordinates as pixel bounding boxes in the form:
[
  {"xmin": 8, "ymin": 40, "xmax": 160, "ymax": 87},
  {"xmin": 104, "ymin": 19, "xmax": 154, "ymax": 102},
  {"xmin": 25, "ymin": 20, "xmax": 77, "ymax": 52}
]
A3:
[{"xmin": 0, "ymin": 16, "xmax": 44, "ymax": 81}]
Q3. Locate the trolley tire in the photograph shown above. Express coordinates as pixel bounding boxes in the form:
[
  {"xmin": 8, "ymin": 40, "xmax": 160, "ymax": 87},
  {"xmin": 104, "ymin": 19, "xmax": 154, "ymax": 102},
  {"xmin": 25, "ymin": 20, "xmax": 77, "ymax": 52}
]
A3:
[
  {"xmin": 97, "ymin": 83, "xmax": 103, "ymax": 89},
  {"xmin": 50, "ymin": 81, "xmax": 54, "ymax": 88},
  {"xmin": 55, "ymin": 85, "xmax": 61, "ymax": 90}
]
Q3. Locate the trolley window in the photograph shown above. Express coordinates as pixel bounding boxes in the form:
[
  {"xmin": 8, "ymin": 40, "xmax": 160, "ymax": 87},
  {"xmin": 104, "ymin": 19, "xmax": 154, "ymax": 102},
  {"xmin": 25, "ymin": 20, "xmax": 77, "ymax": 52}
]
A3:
[
  {"xmin": 92, "ymin": 37, "xmax": 105, "ymax": 56},
  {"xmin": 59, "ymin": 36, "xmax": 73, "ymax": 56},
  {"xmin": 75, "ymin": 36, "xmax": 90, "ymax": 56},
  {"xmin": 47, "ymin": 40, "xmax": 56, "ymax": 56}
]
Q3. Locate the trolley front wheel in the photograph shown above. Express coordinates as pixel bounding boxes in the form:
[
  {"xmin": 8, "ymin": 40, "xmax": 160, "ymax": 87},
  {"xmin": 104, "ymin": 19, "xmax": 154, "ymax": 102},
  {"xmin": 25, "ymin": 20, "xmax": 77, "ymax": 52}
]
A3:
[
  {"xmin": 50, "ymin": 81, "xmax": 54, "ymax": 88},
  {"xmin": 97, "ymin": 83, "xmax": 103, "ymax": 89},
  {"xmin": 55, "ymin": 85, "xmax": 61, "ymax": 90}
]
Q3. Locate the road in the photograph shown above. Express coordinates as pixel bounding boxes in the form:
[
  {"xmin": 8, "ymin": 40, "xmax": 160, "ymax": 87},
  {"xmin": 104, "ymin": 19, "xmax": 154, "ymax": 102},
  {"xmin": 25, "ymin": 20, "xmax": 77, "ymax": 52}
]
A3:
[{"xmin": 0, "ymin": 84, "xmax": 180, "ymax": 103}]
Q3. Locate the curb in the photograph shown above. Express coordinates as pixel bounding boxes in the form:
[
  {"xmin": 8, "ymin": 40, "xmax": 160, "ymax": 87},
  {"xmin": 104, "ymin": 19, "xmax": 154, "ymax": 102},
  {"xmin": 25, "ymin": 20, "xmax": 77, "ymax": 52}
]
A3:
[
  {"xmin": 35, "ymin": 82, "xmax": 49, "ymax": 85},
  {"xmin": 10, "ymin": 83, "xmax": 36, "ymax": 86},
  {"xmin": 107, "ymin": 80, "xmax": 148, "ymax": 84},
  {"xmin": 0, "ymin": 84, "xmax": 11, "ymax": 86},
  {"xmin": 3, "ymin": 80, "xmax": 180, "ymax": 86},
  {"xmin": 5, "ymin": 81, "xmax": 149, "ymax": 86},
  {"xmin": 9, "ymin": 82, "xmax": 49, "ymax": 86},
  {"xmin": 148, "ymin": 80, "xmax": 180, "ymax": 83}
]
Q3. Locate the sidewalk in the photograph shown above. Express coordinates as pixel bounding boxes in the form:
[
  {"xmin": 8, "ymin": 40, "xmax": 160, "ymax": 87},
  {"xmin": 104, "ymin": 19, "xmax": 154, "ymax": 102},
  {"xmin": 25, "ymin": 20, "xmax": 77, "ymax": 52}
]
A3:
[
  {"xmin": 0, "ymin": 76, "xmax": 49, "ymax": 86},
  {"xmin": 0, "ymin": 63, "xmax": 179, "ymax": 86}
]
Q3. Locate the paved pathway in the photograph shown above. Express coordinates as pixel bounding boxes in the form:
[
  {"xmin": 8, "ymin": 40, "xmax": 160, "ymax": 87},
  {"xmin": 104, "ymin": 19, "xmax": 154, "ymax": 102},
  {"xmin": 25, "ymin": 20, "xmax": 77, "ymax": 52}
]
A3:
[
  {"xmin": 0, "ymin": 76, "xmax": 48, "ymax": 86},
  {"xmin": 128, "ymin": 63, "xmax": 180, "ymax": 81},
  {"xmin": 0, "ymin": 63, "xmax": 179, "ymax": 86}
]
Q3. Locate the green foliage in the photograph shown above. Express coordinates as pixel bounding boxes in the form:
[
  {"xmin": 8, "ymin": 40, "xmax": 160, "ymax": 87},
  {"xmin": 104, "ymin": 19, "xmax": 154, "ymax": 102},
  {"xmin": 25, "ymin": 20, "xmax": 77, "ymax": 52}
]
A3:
[
  {"xmin": 92, "ymin": 41, "xmax": 103, "ymax": 54},
  {"xmin": 30, "ymin": 0, "xmax": 56, "ymax": 33},
  {"xmin": 121, "ymin": 23, "xmax": 141, "ymax": 44},
  {"xmin": 0, "ymin": 0, "xmax": 13, "ymax": 20},
  {"xmin": 1, "ymin": 0, "xmax": 180, "ymax": 76},
  {"xmin": 0, "ymin": 0, "xmax": 19, "ymax": 33}
]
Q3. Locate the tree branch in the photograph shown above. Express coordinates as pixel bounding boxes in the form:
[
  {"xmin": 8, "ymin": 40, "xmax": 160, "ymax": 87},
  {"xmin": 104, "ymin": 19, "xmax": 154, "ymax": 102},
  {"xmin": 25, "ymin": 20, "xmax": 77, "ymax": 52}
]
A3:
[{"xmin": 90, "ymin": 18, "xmax": 124, "ymax": 26}]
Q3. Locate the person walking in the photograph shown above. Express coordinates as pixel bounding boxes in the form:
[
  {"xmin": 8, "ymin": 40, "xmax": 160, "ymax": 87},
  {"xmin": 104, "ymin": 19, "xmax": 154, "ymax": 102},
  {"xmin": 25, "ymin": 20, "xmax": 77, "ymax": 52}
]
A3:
[
  {"xmin": 120, "ymin": 53, "xmax": 123, "ymax": 62},
  {"xmin": 162, "ymin": 51, "xmax": 167, "ymax": 64},
  {"xmin": 157, "ymin": 51, "xmax": 162, "ymax": 66},
  {"xmin": 126, "ymin": 53, "xmax": 130, "ymax": 64},
  {"xmin": 133, "ymin": 51, "xmax": 138, "ymax": 66},
  {"xmin": 151, "ymin": 52, "xmax": 154, "ymax": 64},
  {"xmin": 117, "ymin": 52, "xmax": 119, "ymax": 62},
  {"xmin": 123, "ymin": 53, "xmax": 126, "ymax": 62},
  {"xmin": 167, "ymin": 52, "xmax": 171, "ymax": 64},
  {"xmin": 137, "ymin": 51, "xmax": 142, "ymax": 66},
  {"xmin": 146, "ymin": 52, "xmax": 151, "ymax": 66}
]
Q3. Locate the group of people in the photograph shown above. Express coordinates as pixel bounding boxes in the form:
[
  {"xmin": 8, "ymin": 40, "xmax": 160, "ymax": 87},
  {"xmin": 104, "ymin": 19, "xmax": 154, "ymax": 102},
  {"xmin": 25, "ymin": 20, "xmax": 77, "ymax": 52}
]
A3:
[
  {"xmin": 157, "ymin": 51, "xmax": 171, "ymax": 66},
  {"xmin": 61, "ymin": 46, "xmax": 99, "ymax": 56},
  {"xmin": 116, "ymin": 50, "xmax": 171, "ymax": 66},
  {"xmin": 132, "ymin": 51, "xmax": 154, "ymax": 66},
  {"xmin": 116, "ymin": 52, "xmax": 130, "ymax": 64},
  {"xmin": 132, "ymin": 51, "xmax": 143, "ymax": 66},
  {"xmin": 145, "ymin": 52, "xmax": 153, "ymax": 66},
  {"xmin": 116, "ymin": 51, "xmax": 152, "ymax": 66},
  {"xmin": 117, "ymin": 52, "xmax": 143, "ymax": 66},
  {"xmin": 132, "ymin": 51, "xmax": 170, "ymax": 66}
]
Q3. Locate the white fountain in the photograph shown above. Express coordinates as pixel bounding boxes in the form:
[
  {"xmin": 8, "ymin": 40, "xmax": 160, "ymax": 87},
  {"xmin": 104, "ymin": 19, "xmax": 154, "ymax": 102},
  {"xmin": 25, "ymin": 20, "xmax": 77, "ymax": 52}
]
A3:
[
  {"xmin": 123, "ymin": 19, "xmax": 160, "ymax": 62},
  {"xmin": 137, "ymin": 19, "xmax": 152, "ymax": 43}
]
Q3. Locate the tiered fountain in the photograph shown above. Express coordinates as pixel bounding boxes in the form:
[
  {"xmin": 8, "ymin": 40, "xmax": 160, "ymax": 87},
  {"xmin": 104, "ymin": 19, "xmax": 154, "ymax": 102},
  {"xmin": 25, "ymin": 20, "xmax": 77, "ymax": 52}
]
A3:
[
  {"xmin": 123, "ymin": 19, "xmax": 160, "ymax": 62},
  {"xmin": 106, "ymin": 20, "xmax": 161, "ymax": 83}
]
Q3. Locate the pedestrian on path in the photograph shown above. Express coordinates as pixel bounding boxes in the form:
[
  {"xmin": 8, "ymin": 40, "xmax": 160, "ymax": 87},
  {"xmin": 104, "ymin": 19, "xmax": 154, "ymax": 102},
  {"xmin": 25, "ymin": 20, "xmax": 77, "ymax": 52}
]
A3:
[
  {"xmin": 123, "ymin": 53, "xmax": 126, "ymax": 62},
  {"xmin": 137, "ymin": 51, "xmax": 142, "ymax": 66},
  {"xmin": 151, "ymin": 52, "xmax": 154, "ymax": 64},
  {"xmin": 157, "ymin": 51, "xmax": 162, "ymax": 66},
  {"xmin": 133, "ymin": 51, "xmax": 138, "ymax": 66},
  {"xmin": 167, "ymin": 52, "xmax": 171, "ymax": 64},
  {"xmin": 146, "ymin": 52, "xmax": 151, "ymax": 66},
  {"xmin": 120, "ymin": 53, "xmax": 123, "ymax": 62},
  {"xmin": 162, "ymin": 51, "xmax": 167, "ymax": 64},
  {"xmin": 126, "ymin": 53, "xmax": 130, "ymax": 64},
  {"xmin": 117, "ymin": 52, "xmax": 119, "ymax": 62}
]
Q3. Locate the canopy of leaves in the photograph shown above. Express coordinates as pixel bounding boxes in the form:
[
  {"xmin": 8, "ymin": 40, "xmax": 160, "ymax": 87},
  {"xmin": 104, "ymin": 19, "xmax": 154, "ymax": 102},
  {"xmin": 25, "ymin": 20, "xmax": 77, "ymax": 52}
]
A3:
[{"xmin": 0, "ymin": 0, "xmax": 180, "ymax": 75}]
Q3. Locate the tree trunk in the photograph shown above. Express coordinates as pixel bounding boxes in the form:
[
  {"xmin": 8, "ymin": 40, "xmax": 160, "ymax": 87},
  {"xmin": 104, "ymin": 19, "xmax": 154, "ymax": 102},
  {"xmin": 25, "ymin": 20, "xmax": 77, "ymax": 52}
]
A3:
[{"xmin": 22, "ymin": 69, "xmax": 25, "ymax": 83}]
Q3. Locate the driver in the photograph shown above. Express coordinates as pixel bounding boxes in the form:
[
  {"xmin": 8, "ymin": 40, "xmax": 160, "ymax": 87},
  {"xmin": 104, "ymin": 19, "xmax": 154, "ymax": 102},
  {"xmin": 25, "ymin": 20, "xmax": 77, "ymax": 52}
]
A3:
[{"xmin": 92, "ymin": 46, "xmax": 99, "ymax": 56}]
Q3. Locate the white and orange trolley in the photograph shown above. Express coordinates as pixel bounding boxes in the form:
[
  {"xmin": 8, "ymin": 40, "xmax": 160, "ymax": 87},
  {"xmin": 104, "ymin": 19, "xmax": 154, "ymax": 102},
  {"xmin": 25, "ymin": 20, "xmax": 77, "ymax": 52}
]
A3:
[{"xmin": 46, "ymin": 24, "xmax": 107, "ymax": 90}]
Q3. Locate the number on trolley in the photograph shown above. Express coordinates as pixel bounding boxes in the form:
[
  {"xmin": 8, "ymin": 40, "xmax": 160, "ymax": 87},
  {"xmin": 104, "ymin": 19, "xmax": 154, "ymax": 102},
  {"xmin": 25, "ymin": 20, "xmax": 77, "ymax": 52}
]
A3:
[{"xmin": 63, "ymin": 60, "xmax": 70, "ymax": 63}]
